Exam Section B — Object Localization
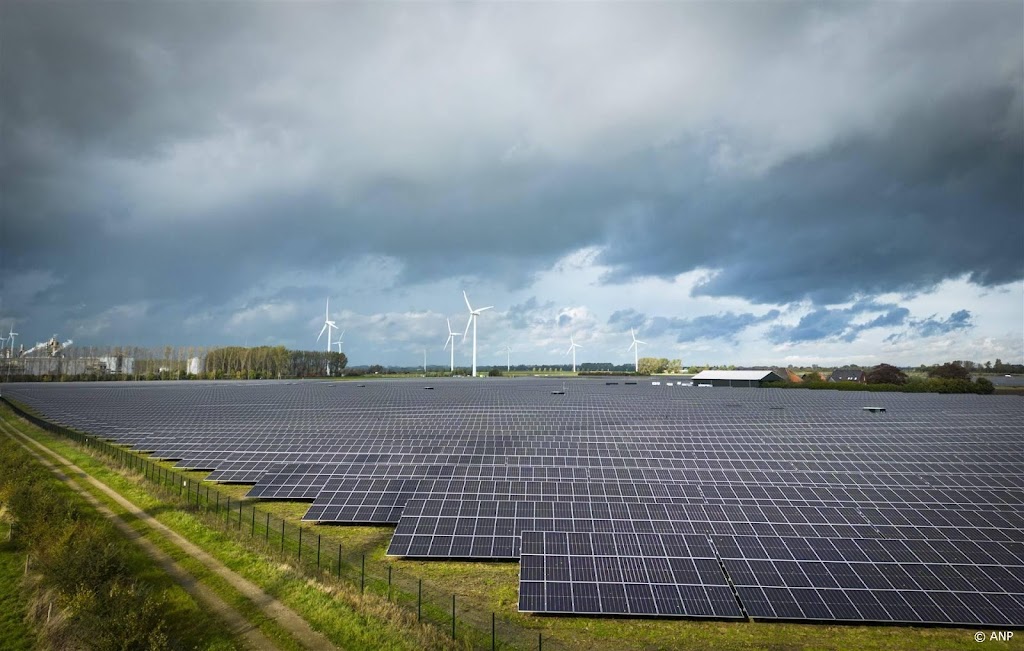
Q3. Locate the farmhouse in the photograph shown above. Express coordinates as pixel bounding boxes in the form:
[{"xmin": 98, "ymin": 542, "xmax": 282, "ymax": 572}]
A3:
[{"xmin": 829, "ymin": 368, "xmax": 866, "ymax": 383}]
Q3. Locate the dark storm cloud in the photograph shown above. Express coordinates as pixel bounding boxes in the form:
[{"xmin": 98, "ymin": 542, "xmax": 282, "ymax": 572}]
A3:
[
  {"xmin": 1, "ymin": 1, "xmax": 1020, "ymax": 351},
  {"xmin": 599, "ymin": 84, "xmax": 1023, "ymax": 304}
]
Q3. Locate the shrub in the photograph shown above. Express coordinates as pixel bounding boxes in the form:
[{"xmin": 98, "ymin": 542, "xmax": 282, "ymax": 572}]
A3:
[{"xmin": 974, "ymin": 377, "xmax": 995, "ymax": 394}]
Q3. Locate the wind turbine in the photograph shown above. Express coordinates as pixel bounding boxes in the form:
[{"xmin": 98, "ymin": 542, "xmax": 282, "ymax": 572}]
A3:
[
  {"xmin": 317, "ymin": 299, "xmax": 338, "ymax": 375},
  {"xmin": 628, "ymin": 328, "xmax": 646, "ymax": 372},
  {"xmin": 462, "ymin": 291, "xmax": 493, "ymax": 377},
  {"xmin": 7, "ymin": 325, "xmax": 17, "ymax": 359},
  {"xmin": 566, "ymin": 335, "xmax": 582, "ymax": 373},
  {"xmin": 334, "ymin": 330, "xmax": 345, "ymax": 353},
  {"xmin": 443, "ymin": 318, "xmax": 461, "ymax": 373},
  {"xmin": 505, "ymin": 344, "xmax": 512, "ymax": 372}
]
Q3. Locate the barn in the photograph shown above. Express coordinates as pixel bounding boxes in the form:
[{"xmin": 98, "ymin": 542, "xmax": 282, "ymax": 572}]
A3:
[{"xmin": 690, "ymin": 369, "xmax": 786, "ymax": 387}]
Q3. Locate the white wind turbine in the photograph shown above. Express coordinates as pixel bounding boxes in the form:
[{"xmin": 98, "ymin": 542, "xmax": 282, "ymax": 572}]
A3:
[
  {"xmin": 317, "ymin": 298, "xmax": 338, "ymax": 375},
  {"xmin": 566, "ymin": 334, "xmax": 582, "ymax": 373},
  {"xmin": 333, "ymin": 329, "xmax": 345, "ymax": 353},
  {"xmin": 628, "ymin": 328, "xmax": 646, "ymax": 372},
  {"xmin": 462, "ymin": 291, "xmax": 493, "ymax": 377},
  {"xmin": 7, "ymin": 325, "xmax": 17, "ymax": 359},
  {"xmin": 505, "ymin": 344, "xmax": 512, "ymax": 372},
  {"xmin": 443, "ymin": 318, "xmax": 461, "ymax": 373}
]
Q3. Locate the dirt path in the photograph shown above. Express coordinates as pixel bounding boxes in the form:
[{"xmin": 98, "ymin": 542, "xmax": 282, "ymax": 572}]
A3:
[{"xmin": 1, "ymin": 419, "xmax": 341, "ymax": 651}]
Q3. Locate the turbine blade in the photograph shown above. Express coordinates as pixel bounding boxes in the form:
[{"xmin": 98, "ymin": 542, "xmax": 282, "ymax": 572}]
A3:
[
  {"xmin": 463, "ymin": 290, "xmax": 473, "ymax": 312},
  {"xmin": 635, "ymin": 340, "xmax": 646, "ymax": 345},
  {"xmin": 464, "ymin": 314, "xmax": 473, "ymax": 339},
  {"xmin": 317, "ymin": 323, "xmax": 328, "ymax": 341},
  {"xmin": 447, "ymin": 317, "xmax": 452, "ymax": 334},
  {"xmin": 478, "ymin": 305, "xmax": 494, "ymax": 312}
]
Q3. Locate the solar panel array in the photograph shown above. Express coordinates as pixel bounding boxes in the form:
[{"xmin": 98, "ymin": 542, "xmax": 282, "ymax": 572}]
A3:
[{"xmin": 5, "ymin": 378, "xmax": 1023, "ymax": 626}]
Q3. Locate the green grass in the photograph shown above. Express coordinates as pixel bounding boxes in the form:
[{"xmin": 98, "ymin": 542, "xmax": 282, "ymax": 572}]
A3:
[
  {"xmin": 0, "ymin": 522, "xmax": 35, "ymax": 651},
  {"xmin": 3, "ymin": 404, "xmax": 989, "ymax": 651},
  {"xmin": 1, "ymin": 406, "xmax": 456, "ymax": 651},
  {"xmin": 0, "ymin": 436, "xmax": 240, "ymax": 650}
]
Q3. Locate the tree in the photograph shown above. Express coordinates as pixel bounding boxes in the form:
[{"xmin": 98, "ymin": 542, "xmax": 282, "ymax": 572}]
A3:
[
  {"xmin": 637, "ymin": 357, "xmax": 665, "ymax": 374},
  {"xmin": 866, "ymin": 363, "xmax": 908, "ymax": 385},
  {"xmin": 928, "ymin": 362, "xmax": 970, "ymax": 381},
  {"xmin": 802, "ymin": 372, "xmax": 822, "ymax": 383},
  {"xmin": 487, "ymin": 367, "xmax": 503, "ymax": 377}
]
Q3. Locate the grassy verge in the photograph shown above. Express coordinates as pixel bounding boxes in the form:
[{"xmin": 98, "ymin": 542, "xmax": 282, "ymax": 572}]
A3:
[
  {"xmin": 0, "ymin": 430, "xmax": 241, "ymax": 650},
  {"xmin": 0, "ymin": 522, "xmax": 35, "ymax": 651},
  {"xmin": 1, "ymin": 405, "xmax": 456, "ymax": 651},
  {"xmin": 4, "ymin": 404, "xmax": 986, "ymax": 651}
]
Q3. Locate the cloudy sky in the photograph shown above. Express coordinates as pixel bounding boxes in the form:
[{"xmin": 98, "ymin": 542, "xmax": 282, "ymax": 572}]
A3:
[{"xmin": 2, "ymin": 2, "xmax": 1021, "ymax": 367}]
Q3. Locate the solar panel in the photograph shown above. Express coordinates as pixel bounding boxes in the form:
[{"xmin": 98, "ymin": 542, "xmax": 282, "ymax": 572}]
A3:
[
  {"xmin": 518, "ymin": 530, "xmax": 744, "ymax": 618},
  {"xmin": 714, "ymin": 534, "xmax": 1024, "ymax": 626},
  {"xmin": 5, "ymin": 379, "xmax": 1023, "ymax": 626}
]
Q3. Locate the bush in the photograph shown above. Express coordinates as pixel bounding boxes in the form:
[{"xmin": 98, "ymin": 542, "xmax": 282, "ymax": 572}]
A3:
[
  {"xmin": 974, "ymin": 377, "xmax": 995, "ymax": 394},
  {"xmin": 928, "ymin": 362, "xmax": 970, "ymax": 380},
  {"xmin": 487, "ymin": 368, "xmax": 503, "ymax": 377}
]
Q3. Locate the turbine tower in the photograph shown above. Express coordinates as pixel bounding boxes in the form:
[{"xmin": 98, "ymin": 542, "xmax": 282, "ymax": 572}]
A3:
[
  {"xmin": 566, "ymin": 335, "xmax": 582, "ymax": 373},
  {"xmin": 505, "ymin": 344, "xmax": 512, "ymax": 372},
  {"xmin": 462, "ymin": 291, "xmax": 493, "ymax": 377},
  {"xmin": 7, "ymin": 325, "xmax": 17, "ymax": 359},
  {"xmin": 628, "ymin": 328, "xmax": 646, "ymax": 373},
  {"xmin": 443, "ymin": 318, "xmax": 461, "ymax": 373},
  {"xmin": 317, "ymin": 298, "xmax": 338, "ymax": 375}
]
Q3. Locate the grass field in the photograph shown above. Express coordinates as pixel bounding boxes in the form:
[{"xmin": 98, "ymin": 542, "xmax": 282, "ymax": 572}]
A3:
[
  {"xmin": 2, "ymin": 403, "xmax": 994, "ymax": 651},
  {"xmin": 0, "ymin": 522, "xmax": 35, "ymax": 651}
]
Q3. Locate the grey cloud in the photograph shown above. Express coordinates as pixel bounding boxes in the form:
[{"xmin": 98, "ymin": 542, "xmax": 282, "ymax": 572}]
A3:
[
  {"xmin": 645, "ymin": 310, "xmax": 780, "ymax": 343},
  {"xmin": 607, "ymin": 309, "xmax": 646, "ymax": 330},
  {"xmin": 767, "ymin": 302, "xmax": 910, "ymax": 344},
  {"xmin": 505, "ymin": 297, "xmax": 556, "ymax": 330},
  {"xmin": 886, "ymin": 309, "xmax": 973, "ymax": 342},
  {"xmin": 1, "ymin": 2, "xmax": 1020, "ymax": 356}
]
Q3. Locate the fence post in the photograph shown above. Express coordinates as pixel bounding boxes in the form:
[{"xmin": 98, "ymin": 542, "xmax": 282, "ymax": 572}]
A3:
[
  {"xmin": 418, "ymin": 579, "xmax": 422, "ymax": 621},
  {"xmin": 298, "ymin": 527, "xmax": 302, "ymax": 562},
  {"xmin": 281, "ymin": 520, "xmax": 285, "ymax": 554},
  {"xmin": 387, "ymin": 565, "xmax": 392, "ymax": 601},
  {"xmin": 266, "ymin": 513, "xmax": 270, "ymax": 543},
  {"xmin": 238, "ymin": 502, "xmax": 242, "ymax": 530},
  {"xmin": 492, "ymin": 612, "xmax": 496, "ymax": 651},
  {"xmin": 226, "ymin": 497, "xmax": 230, "ymax": 526},
  {"xmin": 216, "ymin": 493, "xmax": 220, "ymax": 513},
  {"xmin": 251, "ymin": 508, "xmax": 256, "ymax": 536},
  {"xmin": 539, "ymin": 632, "xmax": 542, "ymax": 651},
  {"xmin": 452, "ymin": 594, "xmax": 456, "ymax": 639},
  {"xmin": 317, "ymin": 535, "xmax": 321, "ymax": 571}
]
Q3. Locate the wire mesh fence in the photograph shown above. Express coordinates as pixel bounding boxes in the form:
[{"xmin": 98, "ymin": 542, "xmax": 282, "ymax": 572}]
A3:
[{"xmin": 2, "ymin": 397, "xmax": 568, "ymax": 651}]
